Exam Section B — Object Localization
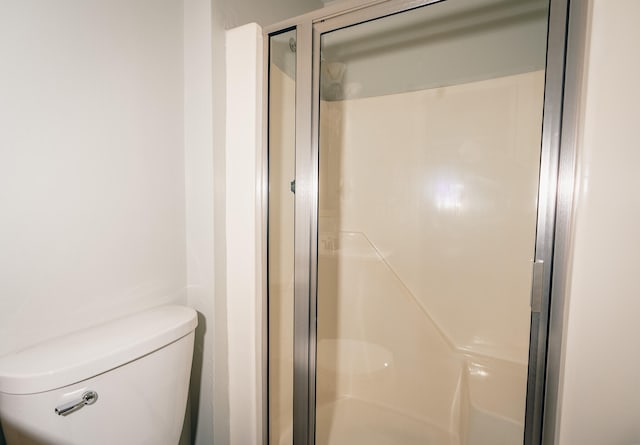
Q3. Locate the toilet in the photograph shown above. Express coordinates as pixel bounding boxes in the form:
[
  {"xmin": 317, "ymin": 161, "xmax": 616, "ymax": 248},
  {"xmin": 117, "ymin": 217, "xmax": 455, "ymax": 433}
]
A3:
[{"xmin": 0, "ymin": 305, "xmax": 197, "ymax": 445}]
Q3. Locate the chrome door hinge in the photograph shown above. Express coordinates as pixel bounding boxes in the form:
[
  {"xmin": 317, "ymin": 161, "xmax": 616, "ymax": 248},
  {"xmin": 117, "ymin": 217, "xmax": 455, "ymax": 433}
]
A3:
[{"xmin": 530, "ymin": 260, "xmax": 545, "ymax": 313}]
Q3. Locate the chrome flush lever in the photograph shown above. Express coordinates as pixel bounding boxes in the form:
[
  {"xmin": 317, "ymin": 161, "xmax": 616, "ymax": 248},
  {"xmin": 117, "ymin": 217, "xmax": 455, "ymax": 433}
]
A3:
[{"xmin": 55, "ymin": 391, "xmax": 98, "ymax": 416}]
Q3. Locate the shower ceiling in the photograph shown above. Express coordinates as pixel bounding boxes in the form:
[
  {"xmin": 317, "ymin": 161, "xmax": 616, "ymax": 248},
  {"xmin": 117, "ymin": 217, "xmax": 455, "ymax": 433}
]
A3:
[{"xmin": 272, "ymin": 0, "xmax": 548, "ymax": 100}]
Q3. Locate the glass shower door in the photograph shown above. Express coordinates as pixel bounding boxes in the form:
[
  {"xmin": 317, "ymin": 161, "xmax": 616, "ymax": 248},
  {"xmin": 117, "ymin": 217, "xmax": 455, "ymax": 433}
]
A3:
[
  {"xmin": 315, "ymin": 1, "xmax": 549, "ymax": 444},
  {"xmin": 268, "ymin": 28, "xmax": 297, "ymax": 445}
]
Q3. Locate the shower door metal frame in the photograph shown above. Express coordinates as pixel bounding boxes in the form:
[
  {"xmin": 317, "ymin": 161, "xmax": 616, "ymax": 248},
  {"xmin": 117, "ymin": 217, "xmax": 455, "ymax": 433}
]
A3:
[{"xmin": 262, "ymin": 0, "xmax": 587, "ymax": 443}]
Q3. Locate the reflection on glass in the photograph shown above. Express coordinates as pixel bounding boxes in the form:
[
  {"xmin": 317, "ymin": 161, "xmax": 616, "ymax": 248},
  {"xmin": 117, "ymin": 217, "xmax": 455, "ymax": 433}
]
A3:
[
  {"xmin": 316, "ymin": 0, "xmax": 549, "ymax": 444},
  {"xmin": 268, "ymin": 29, "xmax": 296, "ymax": 445}
]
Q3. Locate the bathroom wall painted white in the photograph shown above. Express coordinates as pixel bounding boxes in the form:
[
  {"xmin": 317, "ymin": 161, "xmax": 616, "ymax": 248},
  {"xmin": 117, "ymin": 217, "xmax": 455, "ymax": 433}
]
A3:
[
  {"xmin": 0, "ymin": 0, "xmax": 186, "ymax": 355},
  {"xmin": 183, "ymin": 0, "xmax": 219, "ymax": 443},
  {"xmin": 221, "ymin": 0, "xmax": 323, "ymax": 28},
  {"xmin": 225, "ymin": 23, "xmax": 263, "ymax": 445},
  {"xmin": 557, "ymin": 1, "xmax": 640, "ymax": 443}
]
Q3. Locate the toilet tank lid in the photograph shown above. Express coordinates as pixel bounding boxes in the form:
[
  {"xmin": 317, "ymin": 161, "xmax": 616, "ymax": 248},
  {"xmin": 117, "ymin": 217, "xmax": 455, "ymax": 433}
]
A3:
[{"xmin": 0, "ymin": 305, "xmax": 198, "ymax": 395}]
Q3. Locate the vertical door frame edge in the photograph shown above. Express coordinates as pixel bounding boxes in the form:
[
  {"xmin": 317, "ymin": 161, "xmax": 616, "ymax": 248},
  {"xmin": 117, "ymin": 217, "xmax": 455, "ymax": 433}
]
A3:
[
  {"xmin": 308, "ymin": 24, "xmax": 322, "ymax": 445},
  {"xmin": 260, "ymin": 27, "xmax": 270, "ymax": 445},
  {"xmin": 542, "ymin": 0, "xmax": 590, "ymax": 443},
  {"xmin": 524, "ymin": 0, "xmax": 570, "ymax": 443},
  {"xmin": 292, "ymin": 21, "xmax": 315, "ymax": 445}
]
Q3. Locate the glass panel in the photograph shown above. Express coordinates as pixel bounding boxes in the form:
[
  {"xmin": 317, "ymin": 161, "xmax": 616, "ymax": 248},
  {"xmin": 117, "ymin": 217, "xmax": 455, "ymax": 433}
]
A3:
[
  {"xmin": 316, "ymin": 0, "xmax": 549, "ymax": 444},
  {"xmin": 268, "ymin": 29, "xmax": 296, "ymax": 445}
]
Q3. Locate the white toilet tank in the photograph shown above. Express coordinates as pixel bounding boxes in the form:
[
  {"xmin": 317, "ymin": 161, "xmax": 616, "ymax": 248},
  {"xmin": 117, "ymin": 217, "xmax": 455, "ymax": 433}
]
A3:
[{"xmin": 0, "ymin": 305, "xmax": 198, "ymax": 445}]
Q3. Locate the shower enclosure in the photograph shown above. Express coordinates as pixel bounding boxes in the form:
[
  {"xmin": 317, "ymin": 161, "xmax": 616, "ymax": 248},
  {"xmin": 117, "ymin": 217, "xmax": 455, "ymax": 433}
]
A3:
[{"xmin": 265, "ymin": 0, "xmax": 572, "ymax": 443}]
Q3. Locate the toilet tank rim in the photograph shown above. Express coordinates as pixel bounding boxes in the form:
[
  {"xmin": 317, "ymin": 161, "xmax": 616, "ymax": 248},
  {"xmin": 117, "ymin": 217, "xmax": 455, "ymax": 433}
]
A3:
[{"xmin": 0, "ymin": 305, "xmax": 198, "ymax": 395}]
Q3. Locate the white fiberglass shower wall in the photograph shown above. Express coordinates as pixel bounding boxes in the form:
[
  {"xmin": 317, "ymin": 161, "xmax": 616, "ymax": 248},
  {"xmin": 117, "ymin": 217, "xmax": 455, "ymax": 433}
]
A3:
[
  {"xmin": 316, "ymin": 74, "xmax": 544, "ymax": 445},
  {"xmin": 267, "ymin": 0, "xmax": 554, "ymax": 443}
]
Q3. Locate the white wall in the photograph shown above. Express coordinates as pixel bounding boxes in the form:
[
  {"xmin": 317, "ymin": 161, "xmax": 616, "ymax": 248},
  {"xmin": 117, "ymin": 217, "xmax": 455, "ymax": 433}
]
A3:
[
  {"xmin": 225, "ymin": 23, "xmax": 263, "ymax": 445},
  {"xmin": 221, "ymin": 0, "xmax": 323, "ymax": 28},
  {"xmin": 557, "ymin": 1, "xmax": 640, "ymax": 444},
  {"xmin": 183, "ymin": 0, "xmax": 218, "ymax": 443},
  {"xmin": 0, "ymin": 0, "xmax": 186, "ymax": 354}
]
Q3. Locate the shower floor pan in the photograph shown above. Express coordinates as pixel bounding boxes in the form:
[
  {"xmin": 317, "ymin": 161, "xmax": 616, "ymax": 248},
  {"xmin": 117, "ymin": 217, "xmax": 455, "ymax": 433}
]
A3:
[{"xmin": 315, "ymin": 397, "xmax": 458, "ymax": 445}]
